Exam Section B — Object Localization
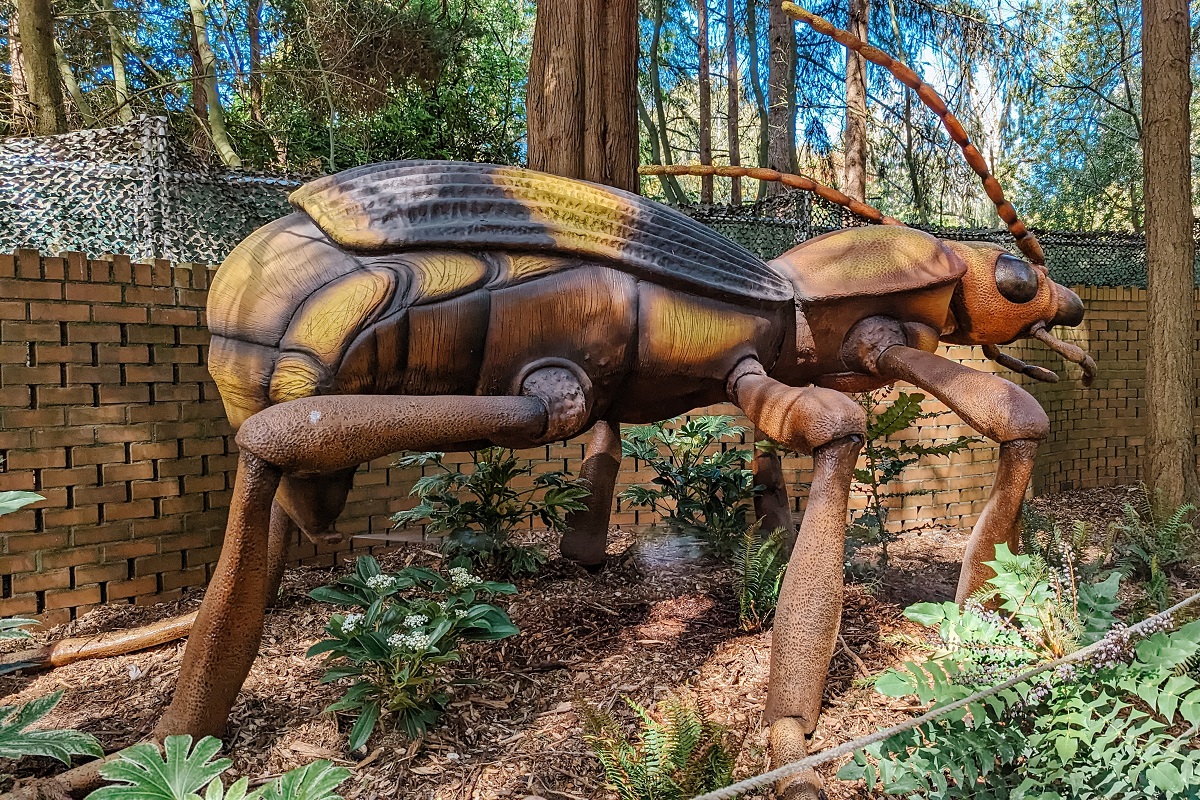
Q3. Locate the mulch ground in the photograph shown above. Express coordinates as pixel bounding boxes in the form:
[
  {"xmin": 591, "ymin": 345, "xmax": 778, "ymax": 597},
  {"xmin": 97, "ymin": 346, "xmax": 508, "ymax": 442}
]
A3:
[{"xmin": 0, "ymin": 484, "xmax": 1160, "ymax": 799}]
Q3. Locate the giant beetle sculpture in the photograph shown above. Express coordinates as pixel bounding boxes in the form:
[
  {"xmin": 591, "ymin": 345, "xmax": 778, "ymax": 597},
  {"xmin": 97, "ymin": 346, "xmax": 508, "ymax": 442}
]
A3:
[{"xmin": 155, "ymin": 8, "xmax": 1093, "ymax": 798}]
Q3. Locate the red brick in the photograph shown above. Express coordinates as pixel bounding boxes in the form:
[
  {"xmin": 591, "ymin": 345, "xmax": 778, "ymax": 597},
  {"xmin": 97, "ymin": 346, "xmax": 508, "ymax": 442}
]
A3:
[
  {"xmin": 67, "ymin": 283, "xmax": 123, "ymax": 303},
  {"xmin": 74, "ymin": 562, "xmax": 127, "ymax": 584},
  {"xmin": 102, "ymin": 540, "xmax": 157, "ymax": 559},
  {"xmin": 102, "ymin": 499, "xmax": 156, "ymax": 521},
  {"xmin": 6, "ymin": 449, "xmax": 67, "ymax": 470},
  {"xmin": 13, "ymin": 569, "xmax": 71, "ymax": 593},
  {"xmin": 106, "ymin": 576, "xmax": 157, "ymax": 601},
  {"xmin": 40, "ymin": 547, "xmax": 101, "ymax": 569},
  {"xmin": 0, "ymin": 595, "xmax": 39, "ymax": 617},
  {"xmin": 1, "ymin": 277, "xmax": 60, "ymax": 299},
  {"xmin": 67, "ymin": 406, "xmax": 127, "ymax": 426},
  {"xmin": 71, "ymin": 444, "xmax": 126, "ymax": 466},
  {"xmin": 42, "ymin": 505, "xmax": 99, "ymax": 528},
  {"xmin": 133, "ymin": 552, "xmax": 182, "ymax": 576},
  {"xmin": 28, "ymin": 302, "xmax": 89, "ymax": 322},
  {"xmin": 2, "ymin": 321, "xmax": 60, "ymax": 341}
]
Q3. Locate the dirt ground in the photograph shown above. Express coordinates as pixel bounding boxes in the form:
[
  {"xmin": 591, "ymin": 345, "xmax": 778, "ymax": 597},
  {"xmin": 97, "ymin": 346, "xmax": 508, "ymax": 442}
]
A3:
[{"xmin": 0, "ymin": 485, "xmax": 1153, "ymax": 799}]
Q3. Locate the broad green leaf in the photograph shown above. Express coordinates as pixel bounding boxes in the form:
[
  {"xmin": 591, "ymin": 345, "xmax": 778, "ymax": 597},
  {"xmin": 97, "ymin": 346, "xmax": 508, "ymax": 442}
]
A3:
[
  {"xmin": 0, "ymin": 690, "xmax": 103, "ymax": 764},
  {"xmin": 89, "ymin": 735, "xmax": 230, "ymax": 800}
]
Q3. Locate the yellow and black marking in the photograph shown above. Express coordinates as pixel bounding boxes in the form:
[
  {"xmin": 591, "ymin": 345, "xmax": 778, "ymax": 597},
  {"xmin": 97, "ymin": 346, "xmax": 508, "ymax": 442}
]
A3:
[{"xmin": 290, "ymin": 160, "xmax": 793, "ymax": 305}]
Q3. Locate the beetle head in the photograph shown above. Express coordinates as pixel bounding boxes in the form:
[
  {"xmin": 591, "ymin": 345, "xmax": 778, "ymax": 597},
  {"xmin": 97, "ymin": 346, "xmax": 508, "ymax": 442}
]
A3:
[{"xmin": 940, "ymin": 241, "xmax": 1093, "ymax": 385}]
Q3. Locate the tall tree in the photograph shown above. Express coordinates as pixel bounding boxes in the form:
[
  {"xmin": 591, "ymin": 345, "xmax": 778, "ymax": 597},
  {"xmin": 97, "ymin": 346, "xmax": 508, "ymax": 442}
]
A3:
[
  {"xmin": 843, "ymin": 0, "xmax": 868, "ymax": 200},
  {"xmin": 725, "ymin": 0, "xmax": 741, "ymax": 204},
  {"xmin": 9, "ymin": 16, "xmax": 32, "ymax": 132},
  {"xmin": 745, "ymin": 0, "xmax": 769, "ymax": 198},
  {"xmin": 102, "ymin": 0, "xmax": 132, "ymax": 123},
  {"xmin": 189, "ymin": 0, "xmax": 241, "ymax": 167},
  {"xmin": 698, "ymin": 0, "xmax": 713, "ymax": 202},
  {"xmin": 765, "ymin": 0, "xmax": 796, "ymax": 195},
  {"xmin": 1142, "ymin": 0, "xmax": 1199, "ymax": 509},
  {"xmin": 528, "ymin": 0, "xmax": 638, "ymax": 190},
  {"xmin": 248, "ymin": 0, "xmax": 264, "ymax": 123},
  {"xmin": 646, "ymin": 0, "xmax": 685, "ymax": 199},
  {"xmin": 15, "ymin": 0, "xmax": 67, "ymax": 135}
]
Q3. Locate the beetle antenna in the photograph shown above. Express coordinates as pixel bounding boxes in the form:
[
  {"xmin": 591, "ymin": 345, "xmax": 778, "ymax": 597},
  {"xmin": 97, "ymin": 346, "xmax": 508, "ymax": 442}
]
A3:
[
  {"xmin": 638, "ymin": 163, "xmax": 908, "ymax": 227},
  {"xmin": 781, "ymin": 1, "xmax": 1045, "ymax": 267}
]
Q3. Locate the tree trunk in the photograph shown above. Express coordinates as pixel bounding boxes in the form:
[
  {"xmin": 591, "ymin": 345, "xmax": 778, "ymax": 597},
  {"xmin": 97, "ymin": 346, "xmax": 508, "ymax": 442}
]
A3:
[
  {"xmin": 15, "ymin": 0, "xmax": 67, "ymax": 135},
  {"xmin": 53, "ymin": 40, "xmax": 92, "ymax": 125},
  {"xmin": 765, "ymin": 0, "xmax": 796, "ymax": 195},
  {"xmin": 725, "ymin": 0, "xmax": 741, "ymax": 204},
  {"xmin": 648, "ymin": 0, "xmax": 685, "ymax": 200},
  {"xmin": 886, "ymin": 0, "xmax": 928, "ymax": 223},
  {"xmin": 698, "ymin": 0, "xmax": 713, "ymax": 202},
  {"xmin": 843, "ymin": 0, "xmax": 869, "ymax": 201},
  {"xmin": 745, "ymin": 0, "xmax": 769, "ymax": 199},
  {"xmin": 528, "ymin": 0, "xmax": 638, "ymax": 192},
  {"xmin": 638, "ymin": 93, "xmax": 682, "ymax": 202},
  {"xmin": 9, "ymin": 16, "xmax": 33, "ymax": 133},
  {"xmin": 188, "ymin": 0, "xmax": 241, "ymax": 167},
  {"xmin": 1143, "ymin": 0, "xmax": 1200, "ymax": 510},
  {"xmin": 102, "ymin": 0, "xmax": 132, "ymax": 123},
  {"xmin": 248, "ymin": 0, "xmax": 263, "ymax": 123}
]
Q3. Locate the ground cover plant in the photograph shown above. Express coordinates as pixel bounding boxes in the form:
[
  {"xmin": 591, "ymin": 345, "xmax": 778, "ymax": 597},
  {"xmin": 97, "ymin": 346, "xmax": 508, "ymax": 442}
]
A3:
[
  {"xmin": 619, "ymin": 416, "xmax": 759, "ymax": 559},
  {"xmin": 1107, "ymin": 495, "xmax": 1198, "ymax": 610},
  {"xmin": 580, "ymin": 690, "xmax": 735, "ymax": 800},
  {"xmin": 84, "ymin": 735, "xmax": 349, "ymax": 800},
  {"xmin": 391, "ymin": 448, "xmax": 590, "ymax": 576},
  {"xmin": 846, "ymin": 390, "xmax": 977, "ymax": 578},
  {"xmin": 840, "ymin": 541, "xmax": 1200, "ymax": 798},
  {"xmin": 733, "ymin": 525, "xmax": 787, "ymax": 632},
  {"xmin": 307, "ymin": 555, "xmax": 520, "ymax": 749}
]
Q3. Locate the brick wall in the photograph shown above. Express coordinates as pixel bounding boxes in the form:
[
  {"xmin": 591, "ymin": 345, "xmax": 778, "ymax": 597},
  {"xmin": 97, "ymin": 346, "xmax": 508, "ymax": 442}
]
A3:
[{"xmin": 0, "ymin": 250, "xmax": 1157, "ymax": 621}]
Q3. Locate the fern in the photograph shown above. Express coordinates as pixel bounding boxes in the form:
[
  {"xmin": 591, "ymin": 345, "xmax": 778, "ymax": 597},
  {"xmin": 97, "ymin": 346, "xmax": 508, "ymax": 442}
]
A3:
[
  {"xmin": 733, "ymin": 526, "xmax": 787, "ymax": 632},
  {"xmin": 1107, "ymin": 493, "xmax": 1198, "ymax": 609},
  {"xmin": 0, "ymin": 690, "xmax": 102, "ymax": 764},
  {"xmin": 580, "ymin": 692, "xmax": 734, "ymax": 800},
  {"xmin": 839, "ymin": 545, "xmax": 1200, "ymax": 799}
]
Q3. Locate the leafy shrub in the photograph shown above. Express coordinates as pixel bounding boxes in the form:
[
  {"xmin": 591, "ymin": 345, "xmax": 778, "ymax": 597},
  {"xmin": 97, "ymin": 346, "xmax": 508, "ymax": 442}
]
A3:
[
  {"xmin": 846, "ymin": 390, "xmax": 977, "ymax": 577},
  {"xmin": 392, "ymin": 448, "xmax": 590, "ymax": 576},
  {"xmin": 307, "ymin": 555, "xmax": 520, "ymax": 748},
  {"xmin": 0, "ymin": 617, "xmax": 36, "ymax": 642},
  {"xmin": 85, "ymin": 735, "xmax": 349, "ymax": 800},
  {"xmin": 839, "ymin": 543, "xmax": 1200, "ymax": 798},
  {"xmin": 619, "ymin": 416, "xmax": 759, "ymax": 558},
  {"xmin": 733, "ymin": 526, "xmax": 787, "ymax": 632},
  {"xmin": 580, "ymin": 691, "xmax": 735, "ymax": 800},
  {"xmin": 1107, "ymin": 495, "xmax": 1198, "ymax": 610},
  {"xmin": 0, "ymin": 491, "xmax": 42, "ymax": 517},
  {"xmin": 0, "ymin": 690, "xmax": 102, "ymax": 764}
]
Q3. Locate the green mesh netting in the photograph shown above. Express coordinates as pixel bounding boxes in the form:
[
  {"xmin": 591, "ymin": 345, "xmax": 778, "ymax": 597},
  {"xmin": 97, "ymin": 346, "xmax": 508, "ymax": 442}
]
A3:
[{"xmin": 0, "ymin": 118, "xmax": 1163, "ymax": 286}]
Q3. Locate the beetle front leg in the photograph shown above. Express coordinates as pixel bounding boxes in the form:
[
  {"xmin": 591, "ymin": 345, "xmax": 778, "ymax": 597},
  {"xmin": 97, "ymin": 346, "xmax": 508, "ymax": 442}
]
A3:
[
  {"xmin": 730, "ymin": 361, "xmax": 865, "ymax": 800},
  {"xmin": 847, "ymin": 319, "xmax": 1050, "ymax": 602},
  {"xmin": 873, "ymin": 345, "xmax": 1046, "ymax": 601},
  {"xmin": 156, "ymin": 385, "xmax": 575, "ymax": 740}
]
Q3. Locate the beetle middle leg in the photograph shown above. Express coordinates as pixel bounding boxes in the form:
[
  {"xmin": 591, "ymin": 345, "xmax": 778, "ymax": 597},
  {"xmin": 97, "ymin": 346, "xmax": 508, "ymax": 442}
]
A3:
[
  {"xmin": 156, "ymin": 368, "xmax": 590, "ymax": 740},
  {"xmin": 728, "ymin": 359, "xmax": 865, "ymax": 800},
  {"xmin": 845, "ymin": 317, "xmax": 1050, "ymax": 602},
  {"xmin": 560, "ymin": 420, "xmax": 621, "ymax": 567}
]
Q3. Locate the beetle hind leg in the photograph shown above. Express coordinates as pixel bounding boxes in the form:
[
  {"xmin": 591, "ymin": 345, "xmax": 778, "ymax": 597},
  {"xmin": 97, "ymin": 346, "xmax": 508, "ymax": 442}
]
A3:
[{"xmin": 156, "ymin": 385, "xmax": 576, "ymax": 741}]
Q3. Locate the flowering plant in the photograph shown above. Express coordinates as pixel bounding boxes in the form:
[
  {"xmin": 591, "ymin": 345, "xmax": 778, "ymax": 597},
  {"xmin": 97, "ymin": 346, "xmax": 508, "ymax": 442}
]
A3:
[{"xmin": 307, "ymin": 556, "xmax": 519, "ymax": 748}]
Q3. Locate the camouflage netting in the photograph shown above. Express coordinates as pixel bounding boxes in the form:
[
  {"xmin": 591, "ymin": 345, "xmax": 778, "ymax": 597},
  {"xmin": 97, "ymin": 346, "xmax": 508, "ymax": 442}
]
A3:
[
  {"xmin": 0, "ymin": 118, "xmax": 1160, "ymax": 285},
  {"xmin": 0, "ymin": 116, "xmax": 302, "ymax": 264},
  {"xmin": 682, "ymin": 192, "xmax": 1153, "ymax": 288}
]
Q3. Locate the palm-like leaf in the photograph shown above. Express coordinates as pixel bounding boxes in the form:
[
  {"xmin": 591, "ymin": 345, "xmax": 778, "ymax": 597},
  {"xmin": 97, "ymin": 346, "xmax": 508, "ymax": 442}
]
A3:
[
  {"xmin": 0, "ymin": 617, "xmax": 36, "ymax": 641},
  {"xmin": 0, "ymin": 490, "xmax": 43, "ymax": 516},
  {"xmin": 0, "ymin": 691, "xmax": 102, "ymax": 764},
  {"xmin": 256, "ymin": 760, "xmax": 350, "ymax": 800},
  {"xmin": 88, "ymin": 735, "xmax": 230, "ymax": 800}
]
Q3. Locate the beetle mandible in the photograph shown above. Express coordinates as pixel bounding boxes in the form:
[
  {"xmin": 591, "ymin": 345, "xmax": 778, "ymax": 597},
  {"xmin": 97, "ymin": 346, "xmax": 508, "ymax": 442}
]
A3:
[{"xmin": 153, "ymin": 11, "xmax": 1094, "ymax": 797}]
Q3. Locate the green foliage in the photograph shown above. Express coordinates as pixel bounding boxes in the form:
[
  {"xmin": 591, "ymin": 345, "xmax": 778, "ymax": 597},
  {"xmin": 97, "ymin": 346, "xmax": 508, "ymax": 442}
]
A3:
[
  {"xmin": 0, "ymin": 491, "xmax": 42, "ymax": 517},
  {"xmin": 85, "ymin": 735, "xmax": 349, "ymax": 800},
  {"xmin": 733, "ymin": 526, "xmax": 787, "ymax": 632},
  {"xmin": 847, "ymin": 391, "xmax": 977, "ymax": 577},
  {"xmin": 307, "ymin": 555, "xmax": 519, "ymax": 748},
  {"xmin": 0, "ymin": 690, "xmax": 102, "ymax": 764},
  {"xmin": 0, "ymin": 617, "xmax": 36, "ymax": 642},
  {"xmin": 579, "ymin": 691, "xmax": 735, "ymax": 800},
  {"xmin": 1107, "ymin": 496, "xmax": 1198, "ymax": 609},
  {"xmin": 391, "ymin": 448, "xmax": 590, "ymax": 576},
  {"xmin": 839, "ymin": 543, "xmax": 1200, "ymax": 798},
  {"xmin": 619, "ymin": 416, "xmax": 759, "ymax": 559}
]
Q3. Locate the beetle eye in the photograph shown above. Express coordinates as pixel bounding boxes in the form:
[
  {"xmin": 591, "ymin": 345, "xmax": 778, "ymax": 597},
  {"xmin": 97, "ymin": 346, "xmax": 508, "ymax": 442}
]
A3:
[{"xmin": 995, "ymin": 254, "xmax": 1039, "ymax": 303}]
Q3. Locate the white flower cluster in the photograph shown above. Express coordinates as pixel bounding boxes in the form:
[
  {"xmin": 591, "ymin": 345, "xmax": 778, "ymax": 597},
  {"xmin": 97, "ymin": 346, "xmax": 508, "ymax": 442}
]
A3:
[
  {"xmin": 388, "ymin": 631, "xmax": 432, "ymax": 651},
  {"xmin": 448, "ymin": 566, "xmax": 482, "ymax": 589},
  {"xmin": 341, "ymin": 612, "xmax": 365, "ymax": 634},
  {"xmin": 366, "ymin": 574, "xmax": 396, "ymax": 592},
  {"xmin": 403, "ymin": 614, "xmax": 429, "ymax": 629}
]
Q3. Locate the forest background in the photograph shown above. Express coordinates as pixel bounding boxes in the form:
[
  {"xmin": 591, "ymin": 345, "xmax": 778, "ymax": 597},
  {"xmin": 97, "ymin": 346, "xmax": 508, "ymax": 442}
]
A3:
[{"xmin": 0, "ymin": 0, "xmax": 1187, "ymax": 235}]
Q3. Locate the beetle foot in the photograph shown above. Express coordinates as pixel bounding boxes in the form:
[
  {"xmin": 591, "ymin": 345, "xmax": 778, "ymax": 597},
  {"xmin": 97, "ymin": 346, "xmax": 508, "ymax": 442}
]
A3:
[{"xmin": 769, "ymin": 718, "xmax": 824, "ymax": 800}]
